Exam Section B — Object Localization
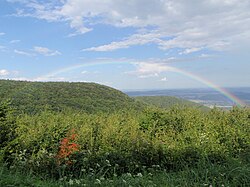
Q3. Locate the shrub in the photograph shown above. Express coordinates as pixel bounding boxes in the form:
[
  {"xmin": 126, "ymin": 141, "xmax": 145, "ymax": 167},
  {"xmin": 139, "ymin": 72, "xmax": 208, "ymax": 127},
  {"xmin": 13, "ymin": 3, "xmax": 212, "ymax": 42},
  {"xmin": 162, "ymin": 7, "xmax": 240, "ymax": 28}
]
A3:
[
  {"xmin": 0, "ymin": 101, "xmax": 17, "ymax": 163},
  {"xmin": 2, "ymin": 107, "xmax": 249, "ymax": 179}
]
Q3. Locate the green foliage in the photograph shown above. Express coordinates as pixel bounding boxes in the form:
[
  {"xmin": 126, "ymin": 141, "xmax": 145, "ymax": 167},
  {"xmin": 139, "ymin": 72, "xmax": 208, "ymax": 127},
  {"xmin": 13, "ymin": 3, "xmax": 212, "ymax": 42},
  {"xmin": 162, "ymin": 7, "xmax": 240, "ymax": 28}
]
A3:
[
  {"xmin": 0, "ymin": 101, "xmax": 17, "ymax": 162},
  {"xmin": 0, "ymin": 80, "xmax": 144, "ymax": 114},
  {"xmin": 1, "ymin": 106, "xmax": 249, "ymax": 183},
  {"xmin": 0, "ymin": 80, "xmax": 249, "ymax": 186}
]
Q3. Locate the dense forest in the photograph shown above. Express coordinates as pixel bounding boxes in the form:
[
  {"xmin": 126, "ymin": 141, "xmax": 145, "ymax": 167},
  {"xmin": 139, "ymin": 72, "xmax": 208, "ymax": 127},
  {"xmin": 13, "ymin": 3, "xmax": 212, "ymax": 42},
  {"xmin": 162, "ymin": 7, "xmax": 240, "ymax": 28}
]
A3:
[
  {"xmin": 0, "ymin": 80, "xmax": 249, "ymax": 186},
  {"xmin": 0, "ymin": 80, "xmax": 144, "ymax": 114}
]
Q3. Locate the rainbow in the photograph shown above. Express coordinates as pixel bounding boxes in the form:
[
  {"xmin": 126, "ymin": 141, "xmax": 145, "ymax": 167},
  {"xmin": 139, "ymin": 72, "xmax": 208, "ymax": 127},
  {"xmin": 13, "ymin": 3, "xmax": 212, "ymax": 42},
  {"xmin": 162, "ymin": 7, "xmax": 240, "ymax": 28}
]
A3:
[
  {"xmin": 34, "ymin": 60, "xmax": 126, "ymax": 81},
  {"xmin": 35, "ymin": 61, "xmax": 246, "ymax": 107},
  {"xmin": 164, "ymin": 66, "xmax": 246, "ymax": 107}
]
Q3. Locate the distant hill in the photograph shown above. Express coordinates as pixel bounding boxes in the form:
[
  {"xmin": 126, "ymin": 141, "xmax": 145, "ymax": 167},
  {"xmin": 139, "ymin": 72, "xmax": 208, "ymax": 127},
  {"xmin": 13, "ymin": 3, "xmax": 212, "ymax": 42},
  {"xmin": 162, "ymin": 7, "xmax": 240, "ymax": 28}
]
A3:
[
  {"xmin": 135, "ymin": 96, "xmax": 208, "ymax": 110},
  {"xmin": 0, "ymin": 80, "xmax": 143, "ymax": 114}
]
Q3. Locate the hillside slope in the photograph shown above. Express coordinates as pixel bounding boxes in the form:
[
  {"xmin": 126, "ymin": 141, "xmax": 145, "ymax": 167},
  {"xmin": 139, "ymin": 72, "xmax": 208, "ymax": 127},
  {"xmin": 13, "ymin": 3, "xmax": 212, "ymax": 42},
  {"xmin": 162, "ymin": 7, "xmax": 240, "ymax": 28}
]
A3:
[
  {"xmin": 135, "ymin": 96, "xmax": 208, "ymax": 110},
  {"xmin": 0, "ymin": 80, "xmax": 143, "ymax": 113}
]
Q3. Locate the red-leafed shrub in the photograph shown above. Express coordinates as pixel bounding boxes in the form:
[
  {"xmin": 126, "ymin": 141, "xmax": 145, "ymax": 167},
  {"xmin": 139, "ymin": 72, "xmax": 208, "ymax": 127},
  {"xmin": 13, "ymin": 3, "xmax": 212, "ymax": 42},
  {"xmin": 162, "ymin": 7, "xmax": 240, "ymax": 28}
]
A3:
[{"xmin": 56, "ymin": 129, "xmax": 79, "ymax": 165}]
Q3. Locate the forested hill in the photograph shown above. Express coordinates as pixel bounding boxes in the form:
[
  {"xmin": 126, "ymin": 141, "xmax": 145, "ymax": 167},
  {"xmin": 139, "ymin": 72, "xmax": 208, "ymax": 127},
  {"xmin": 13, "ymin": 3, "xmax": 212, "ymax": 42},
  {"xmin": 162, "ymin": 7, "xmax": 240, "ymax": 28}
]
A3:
[
  {"xmin": 135, "ymin": 96, "xmax": 208, "ymax": 110},
  {"xmin": 0, "ymin": 80, "xmax": 143, "ymax": 114}
]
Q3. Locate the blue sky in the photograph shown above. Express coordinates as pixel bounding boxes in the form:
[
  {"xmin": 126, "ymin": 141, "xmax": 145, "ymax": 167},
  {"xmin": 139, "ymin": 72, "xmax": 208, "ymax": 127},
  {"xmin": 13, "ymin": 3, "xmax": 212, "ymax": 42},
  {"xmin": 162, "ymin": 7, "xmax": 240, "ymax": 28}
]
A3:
[{"xmin": 0, "ymin": 0, "xmax": 250, "ymax": 90}]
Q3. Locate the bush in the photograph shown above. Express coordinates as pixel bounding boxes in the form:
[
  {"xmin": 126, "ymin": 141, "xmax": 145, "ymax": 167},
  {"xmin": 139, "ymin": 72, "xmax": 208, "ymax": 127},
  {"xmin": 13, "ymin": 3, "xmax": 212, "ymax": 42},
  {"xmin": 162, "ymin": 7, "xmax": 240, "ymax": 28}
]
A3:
[
  {"xmin": 0, "ymin": 101, "xmax": 17, "ymax": 163},
  {"xmin": 2, "ymin": 106, "xmax": 249, "ymax": 179}
]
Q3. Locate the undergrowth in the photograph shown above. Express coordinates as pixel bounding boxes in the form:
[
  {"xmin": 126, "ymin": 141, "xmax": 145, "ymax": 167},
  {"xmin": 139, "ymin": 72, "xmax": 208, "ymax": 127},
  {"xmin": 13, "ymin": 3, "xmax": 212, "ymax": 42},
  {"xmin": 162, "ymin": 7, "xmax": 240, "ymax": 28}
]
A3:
[{"xmin": 0, "ymin": 102, "xmax": 249, "ymax": 186}]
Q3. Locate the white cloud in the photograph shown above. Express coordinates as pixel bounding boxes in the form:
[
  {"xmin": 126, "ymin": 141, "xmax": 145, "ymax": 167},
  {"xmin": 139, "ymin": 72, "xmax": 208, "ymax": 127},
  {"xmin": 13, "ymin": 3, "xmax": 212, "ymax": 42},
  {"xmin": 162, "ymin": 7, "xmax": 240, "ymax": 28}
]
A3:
[
  {"xmin": 127, "ymin": 60, "xmax": 178, "ymax": 79},
  {"xmin": 199, "ymin": 53, "xmax": 213, "ymax": 58},
  {"xmin": 179, "ymin": 47, "xmax": 203, "ymax": 55},
  {"xmin": 0, "ymin": 32, "xmax": 5, "ymax": 36},
  {"xmin": 81, "ymin": 0, "xmax": 250, "ymax": 53},
  {"xmin": 160, "ymin": 77, "xmax": 167, "ymax": 81},
  {"xmin": 0, "ymin": 69, "xmax": 20, "ymax": 78},
  {"xmin": 138, "ymin": 73, "xmax": 159, "ymax": 79},
  {"xmin": 10, "ymin": 40, "xmax": 21, "ymax": 44},
  {"xmin": 81, "ymin": 71, "xmax": 88, "ymax": 74},
  {"xmin": 33, "ymin": 46, "xmax": 61, "ymax": 56},
  {"xmin": 10, "ymin": 77, "xmax": 31, "ymax": 81},
  {"xmin": 14, "ymin": 47, "xmax": 60, "ymax": 57},
  {"xmin": 0, "ymin": 46, "xmax": 6, "ymax": 51},
  {"xmin": 0, "ymin": 69, "xmax": 10, "ymax": 76},
  {"xmin": 14, "ymin": 49, "xmax": 34, "ymax": 56},
  {"xmin": 135, "ymin": 62, "xmax": 172, "ymax": 74},
  {"xmin": 34, "ymin": 76, "xmax": 66, "ymax": 82},
  {"xmin": 83, "ymin": 32, "xmax": 162, "ymax": 51},
  {"xmin": 8, "ymin": 0, "xmax": 250, "ymax": 53}
]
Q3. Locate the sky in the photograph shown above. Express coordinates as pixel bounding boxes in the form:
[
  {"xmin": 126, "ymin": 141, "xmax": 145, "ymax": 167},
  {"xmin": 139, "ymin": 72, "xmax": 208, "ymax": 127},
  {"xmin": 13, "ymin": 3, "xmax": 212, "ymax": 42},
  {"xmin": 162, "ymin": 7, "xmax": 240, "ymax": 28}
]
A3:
[{"xmin": 0, "ymin": 0, "xmax": 250, "ymax": 90}]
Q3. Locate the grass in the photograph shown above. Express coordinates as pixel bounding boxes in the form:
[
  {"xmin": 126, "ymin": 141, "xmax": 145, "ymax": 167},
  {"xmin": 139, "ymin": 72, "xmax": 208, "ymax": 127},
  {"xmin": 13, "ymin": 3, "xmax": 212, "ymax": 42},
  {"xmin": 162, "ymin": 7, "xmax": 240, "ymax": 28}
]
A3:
[
  {"xmin": 0, "ymin": 164, "xmax": 57, "ymax": 187},
  {"xmin": 1, "ymin": 159, "xmax": 249, "ymax": 187}
]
